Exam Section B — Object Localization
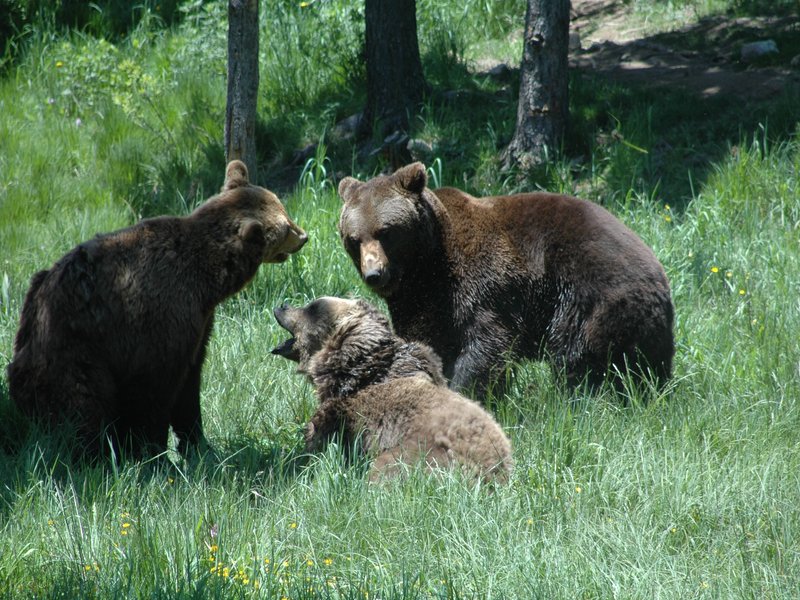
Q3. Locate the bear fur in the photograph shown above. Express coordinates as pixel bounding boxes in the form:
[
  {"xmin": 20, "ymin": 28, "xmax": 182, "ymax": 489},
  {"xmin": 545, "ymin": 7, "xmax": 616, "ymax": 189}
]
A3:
[
  {"xmin": 337, "ymin": 162, "xmax": 674, "ymax": 397},
  {"xmin": 271, "ymin": 297, "xmax": 513, "ymax": 483},
  {"xmin": 7, "ymin": 160, "xmax": 307, "ymax": 458}
]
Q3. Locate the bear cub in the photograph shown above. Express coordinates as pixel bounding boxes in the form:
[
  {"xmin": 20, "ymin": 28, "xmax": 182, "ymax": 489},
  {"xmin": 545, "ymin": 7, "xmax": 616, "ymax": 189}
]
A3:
[
  {"xmin": 271, "ymin": 297, "xmax": 513, "ymax": 483},
  {"xmin": 8, "ymin": 160, "xmax": 307, "ymax": 458},
  {"xmin": 338, "ymin": 162, "xmax": 674, "ymax": 397}
]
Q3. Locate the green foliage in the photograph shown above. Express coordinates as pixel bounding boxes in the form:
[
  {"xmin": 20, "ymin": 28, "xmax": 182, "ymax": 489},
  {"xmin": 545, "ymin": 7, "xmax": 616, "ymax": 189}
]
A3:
[{"xmin": 1, "ymin": 0, "xmax": 800, "ymax": 597}]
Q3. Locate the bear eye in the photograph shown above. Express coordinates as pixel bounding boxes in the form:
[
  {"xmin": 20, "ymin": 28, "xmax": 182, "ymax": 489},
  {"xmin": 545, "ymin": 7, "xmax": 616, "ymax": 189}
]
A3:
[{"xmin": 345, "ymin": 235, "xmax": 360, "ymax": 250}]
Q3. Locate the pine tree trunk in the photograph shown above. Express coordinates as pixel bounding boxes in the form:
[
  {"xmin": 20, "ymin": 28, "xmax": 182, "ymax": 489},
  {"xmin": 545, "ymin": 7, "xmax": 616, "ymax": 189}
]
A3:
[
  {"xmin": 364, "ymin": 0, "xmax": 426, "ymax": 137},
  {"xmin": 225, "ymin": 0, "xmax": 259, "ymax": 181},
  {"xmin": 503, "ymin": 0, "xmax": 570, "ymax": 171}
]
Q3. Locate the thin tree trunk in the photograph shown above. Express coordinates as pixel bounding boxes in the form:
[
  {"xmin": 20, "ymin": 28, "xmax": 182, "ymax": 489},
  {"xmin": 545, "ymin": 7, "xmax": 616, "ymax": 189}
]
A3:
[
  {"xmin": 225, "ymin": 0, "xmax": 259, "ymax": 180},
  {"xmin": 364, "ymin": 0, "xmax": 426, "ymax": 137},
  {"xmin": 503, "ymin": 0, "xmax": 570, "ymax": 171}
]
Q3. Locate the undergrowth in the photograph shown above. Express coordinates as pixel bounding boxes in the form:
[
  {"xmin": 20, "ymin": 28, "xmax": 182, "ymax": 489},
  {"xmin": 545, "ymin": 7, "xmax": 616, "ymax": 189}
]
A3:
[{"xmin": 1, "ymin": 1, "xmax": 799, "ymax": 598}]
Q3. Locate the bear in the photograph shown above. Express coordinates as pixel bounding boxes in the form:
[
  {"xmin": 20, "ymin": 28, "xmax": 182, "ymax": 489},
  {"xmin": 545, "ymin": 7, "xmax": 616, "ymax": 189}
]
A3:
[
  {"xmin": 337, "ymin": 162, "xmax": 674, "ymax": 398},
  {"xmin": 7, "ymin": 160, "xmax": 307, "ymax": 459},
  {"xmin": 271, "ymin": 296, "xmax": 513, "ymax": 484}
]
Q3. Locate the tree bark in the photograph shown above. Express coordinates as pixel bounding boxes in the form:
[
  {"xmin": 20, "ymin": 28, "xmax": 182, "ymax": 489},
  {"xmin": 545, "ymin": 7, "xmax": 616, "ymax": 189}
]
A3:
[
  {"xmin": 503, "ymin": 0, "xmax": 570, "ymax": 171},
  {"xmin": 364, "ymin": 0, "xmax": 426, "ymax": 137},
  {"xmin": 225, "ymin": 0, "xmax": 259, "ymax": 181}
]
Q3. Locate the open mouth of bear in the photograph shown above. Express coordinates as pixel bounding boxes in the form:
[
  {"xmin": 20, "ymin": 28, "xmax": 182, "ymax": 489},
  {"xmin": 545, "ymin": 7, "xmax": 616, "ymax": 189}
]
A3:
[
  {"xmin": 271, "ymin": 308, "xmax": 299, "ymax": 359},
  {"xmin": 269, "ymin": 252, "xmax": 289, "ymax": 263},
  {"xmin": 271, "ymin": 335, "xmax": 296, "ymax": 357}
]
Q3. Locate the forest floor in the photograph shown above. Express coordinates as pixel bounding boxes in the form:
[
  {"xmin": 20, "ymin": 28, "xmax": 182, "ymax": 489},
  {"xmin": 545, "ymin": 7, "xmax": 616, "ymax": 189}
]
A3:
[{"xmin": 568, "ymin": 0, "xmax": 800, "ymax": 101}]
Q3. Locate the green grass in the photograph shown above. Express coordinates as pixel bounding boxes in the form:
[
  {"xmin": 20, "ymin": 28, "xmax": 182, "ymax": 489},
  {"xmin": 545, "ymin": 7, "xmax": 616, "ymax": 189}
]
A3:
[{"xmin": 1, "ymin": 1, "xmax": 800, "ymax": 598}]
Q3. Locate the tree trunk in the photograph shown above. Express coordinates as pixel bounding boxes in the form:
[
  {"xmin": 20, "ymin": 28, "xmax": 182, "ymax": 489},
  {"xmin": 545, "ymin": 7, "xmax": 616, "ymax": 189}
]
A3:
[
  {"xmin": 364, "ymin": 0, "xmax": 426, "ymax": 138},
  {"xmin": 503, "ymin": 0, "xmax": 570, "ymax": 171},
  {"xmin": 225, "ymin": 0, "xmax": 259, "ymax": 181}
]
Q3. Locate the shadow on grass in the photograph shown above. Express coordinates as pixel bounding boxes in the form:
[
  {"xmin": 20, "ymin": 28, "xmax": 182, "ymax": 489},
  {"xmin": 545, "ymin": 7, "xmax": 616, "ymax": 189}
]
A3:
[
  {"xmin": 258, "ymin": 11, "xmax": 799, "ymax": 214},
  {"xmin": 0, "ymin": 377, "xmax": 310, "ymax": 521}
]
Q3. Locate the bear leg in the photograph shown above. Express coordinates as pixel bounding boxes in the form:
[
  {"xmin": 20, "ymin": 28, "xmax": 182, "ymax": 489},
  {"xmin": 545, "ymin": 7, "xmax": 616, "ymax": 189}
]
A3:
[
  {"xmin": 170, "ymin": 361, "xmax": 206, "ymax": 455},
  {"xmin": 114, "ymin": 384, "xmax": 174, "ymax": 457},
  {"xmin": 171, "ymin": 317, "xmax": 215, "ymax": 455},
  {"xmin": 450, "ymin": 321, "xmax": 514, "ymax": 400}
]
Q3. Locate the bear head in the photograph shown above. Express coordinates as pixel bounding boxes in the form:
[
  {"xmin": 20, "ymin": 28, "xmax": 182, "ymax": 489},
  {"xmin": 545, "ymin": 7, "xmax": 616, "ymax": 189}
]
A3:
[
  {"xmin": 194, "ymin": 160, "xmax": 308, "ymax": 264},
  {"xmin": 271, "ymin": 296, "xmax": 391, "ymax": 368},
  {"xmin": 272, "ymin": 296, "xmax": 448, "ymax": 397},
  {"xmin": 337, "ymin": 162, "xmax": 435, "ymax": 297}
]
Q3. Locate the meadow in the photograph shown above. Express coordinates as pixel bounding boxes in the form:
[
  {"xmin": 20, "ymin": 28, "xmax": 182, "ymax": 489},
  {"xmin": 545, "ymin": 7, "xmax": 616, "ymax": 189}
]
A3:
[{"xmin": 0, "ymin": 0, "xmax": 799, "ymax": 597}]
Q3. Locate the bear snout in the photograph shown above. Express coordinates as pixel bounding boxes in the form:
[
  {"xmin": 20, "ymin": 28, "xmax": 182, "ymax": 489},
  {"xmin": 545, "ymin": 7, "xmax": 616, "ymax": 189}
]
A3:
[
  {"xmin": 360, "ymin": 240, "xmax": 389, "ymax": 289},
  {"xmin": 273, "ymin": 303, "xmax": 292, "ymax": 329},
  {"xmin": 363, "ymin": 267, "xmax": 384, "ymax": 286},
  {"xmin": 289, "ymin": 226, "xmax": 308, "ymax": 252}
]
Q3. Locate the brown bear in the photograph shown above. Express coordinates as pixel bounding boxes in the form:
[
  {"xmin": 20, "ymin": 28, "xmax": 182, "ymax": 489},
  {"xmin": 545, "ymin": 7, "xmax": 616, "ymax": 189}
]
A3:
[
  {"xmin": 7, "ymin": 160, "xmax": 307, "ymax": 458},
  {"xmin": 271, "ymin": 296, "xmax": 513, "ymax": 483},
  {"xmin": 337, "ymin": 162, "xmax": 674, "ymax": 398}
]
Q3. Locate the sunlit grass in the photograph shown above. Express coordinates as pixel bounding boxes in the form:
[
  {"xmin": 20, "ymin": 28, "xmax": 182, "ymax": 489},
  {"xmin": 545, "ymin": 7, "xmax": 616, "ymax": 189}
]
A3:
[{"xmin": 1, "ymin": 1, "xmax": 800, "ymax": 598}]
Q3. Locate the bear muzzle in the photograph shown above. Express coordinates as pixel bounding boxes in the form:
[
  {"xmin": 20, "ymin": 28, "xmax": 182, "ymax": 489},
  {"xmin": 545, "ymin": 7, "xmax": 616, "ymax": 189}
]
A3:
[
  {"xmin": 360, "ymin": 241, "xmax": 391, "ymax": 290},
  {"xmin": 269, "ymin": 223, "xmax": 308, "ymax": 263}
]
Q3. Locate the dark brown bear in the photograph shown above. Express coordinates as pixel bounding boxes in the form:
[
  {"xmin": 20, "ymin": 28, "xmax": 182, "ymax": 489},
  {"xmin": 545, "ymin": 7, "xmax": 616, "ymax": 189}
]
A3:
[
  {"xmin": 7, "ymin": 160, "xmax": 307, "ymax": 458},
  {"xmin": 271, "ymin": 297, "xmax": 513, "ymax": 483},
  {"xmin": 337, "ymin": 162, "xmax": 674, "ymax": 397}
]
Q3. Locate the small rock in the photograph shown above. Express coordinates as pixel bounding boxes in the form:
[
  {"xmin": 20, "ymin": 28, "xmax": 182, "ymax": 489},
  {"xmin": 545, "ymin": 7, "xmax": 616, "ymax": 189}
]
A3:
[
  {"xmin": 741, "ymin": 40, "xmax": 778, "ymax": 63},
  {"xmin": 383, "ymin": 130, "xmax": 410, "ymax": 148},
  {"xmin": 332, "ymin": 112, "xmax": 364, "ymax": 141},
  {"xmin": 406, "ymin": 138, "xmax": 433, "ymax": 161},
  {"xmin": 291, "ymin": 143, "xmax": 317, "ymax": 165},
  {"xmin": 369, "ymin": 130, "xmax": 412, "ymax": 170},
  {"xmin": 791, "ymin": 54, "xmax": 800, "ymax": 68},
  {"xmin": 486, "ymin": 63, "xmax": 512, "ymax": 79},
  {"xmin": 440, "ymin": 89, "xmax": 468, "ymax": 103}
]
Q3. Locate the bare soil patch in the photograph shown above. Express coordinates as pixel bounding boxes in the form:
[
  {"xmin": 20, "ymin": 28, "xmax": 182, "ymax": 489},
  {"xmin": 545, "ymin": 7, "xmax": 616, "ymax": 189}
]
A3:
[{"xmin": 569, "ymin": 0, "xmax": 800, "ymax": 101}]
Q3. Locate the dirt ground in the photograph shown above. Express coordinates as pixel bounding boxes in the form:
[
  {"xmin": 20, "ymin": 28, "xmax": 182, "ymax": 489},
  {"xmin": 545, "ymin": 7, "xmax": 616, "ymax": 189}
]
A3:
[{"xmin": 569, "ymin": 0, "xmax": 800, "ymax": 101}]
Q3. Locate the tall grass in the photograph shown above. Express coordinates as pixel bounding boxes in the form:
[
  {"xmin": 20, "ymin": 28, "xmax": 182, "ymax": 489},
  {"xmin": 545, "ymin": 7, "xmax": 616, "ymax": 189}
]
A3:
[{"xmin": 1, "ymin": 1, "xmax": 800, "ymax": 598}]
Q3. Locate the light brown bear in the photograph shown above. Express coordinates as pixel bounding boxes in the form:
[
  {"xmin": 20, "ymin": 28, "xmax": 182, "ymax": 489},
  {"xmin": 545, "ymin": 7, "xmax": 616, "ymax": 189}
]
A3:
[
  {"xmin": 271, "ymin": 297, "xmax": 513, "ymax": 483},
  {"xmin": 338, "ymin": 162, "xmax": 675, "ymax": 398},
  {"xmin": 7, "ymin": 160, "xmax": 307, "ymax": 458}
]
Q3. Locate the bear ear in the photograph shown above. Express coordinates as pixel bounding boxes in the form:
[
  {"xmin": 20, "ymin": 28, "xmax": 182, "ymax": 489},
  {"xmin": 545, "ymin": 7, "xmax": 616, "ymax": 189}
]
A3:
[
  {"xmin": 239, "ymin": 218, "xmax": 265, "ymax": 247},
  {"xmin": 338, "ymin": 176, "xmax": 361, "ymax": 203},
  {"xmin": 224, "ymin": 160, "xmax": 250, "ymax": 191},
  {"xmin": 395, "ymin": 162, "xmax": 427, "ymax": 194}
]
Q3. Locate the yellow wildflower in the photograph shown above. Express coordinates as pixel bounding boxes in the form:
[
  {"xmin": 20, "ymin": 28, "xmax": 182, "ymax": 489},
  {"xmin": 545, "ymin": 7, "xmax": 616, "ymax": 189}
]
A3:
[{"xmin": 710, "ymin": 266, "xmax": 719, "ymax": 273}]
